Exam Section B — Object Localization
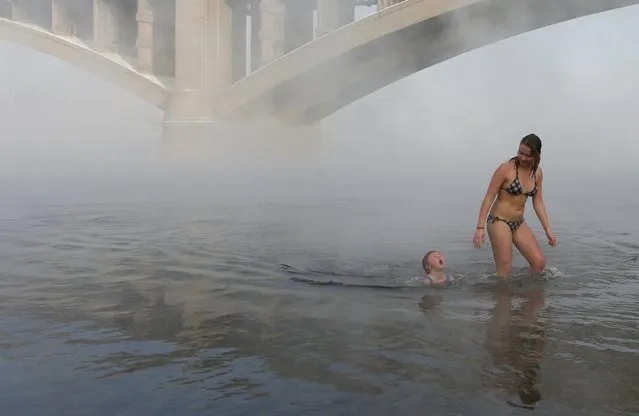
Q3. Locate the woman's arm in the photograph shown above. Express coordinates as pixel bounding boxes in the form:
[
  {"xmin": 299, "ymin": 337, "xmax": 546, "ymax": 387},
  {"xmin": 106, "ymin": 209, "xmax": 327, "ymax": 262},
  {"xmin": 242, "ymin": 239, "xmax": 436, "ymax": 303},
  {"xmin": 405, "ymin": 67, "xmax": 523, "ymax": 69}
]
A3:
[
  {"xmin": 476, "ymin": 162, "xmax": 507, "ymax": 228},
  {"xmin": 532, "ymin": 168, "xmax": 552, "ymax": 233}
]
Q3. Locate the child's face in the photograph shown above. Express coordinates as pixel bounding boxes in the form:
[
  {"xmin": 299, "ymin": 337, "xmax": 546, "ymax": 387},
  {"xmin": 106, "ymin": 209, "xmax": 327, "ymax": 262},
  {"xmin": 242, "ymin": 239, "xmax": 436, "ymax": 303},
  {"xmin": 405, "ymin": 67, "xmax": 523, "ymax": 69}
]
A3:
[{"xmin": 427, "ymin": 251, "xmax": 445, "ymax": 270}]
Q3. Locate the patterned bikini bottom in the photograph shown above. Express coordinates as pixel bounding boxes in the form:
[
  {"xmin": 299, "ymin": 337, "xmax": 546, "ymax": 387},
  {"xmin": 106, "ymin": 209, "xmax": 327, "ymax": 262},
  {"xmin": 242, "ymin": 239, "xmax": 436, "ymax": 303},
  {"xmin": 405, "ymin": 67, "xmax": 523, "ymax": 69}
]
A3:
[{"xmin": 487, "ymin": 214, "xmax": 525, "ymax": 233}]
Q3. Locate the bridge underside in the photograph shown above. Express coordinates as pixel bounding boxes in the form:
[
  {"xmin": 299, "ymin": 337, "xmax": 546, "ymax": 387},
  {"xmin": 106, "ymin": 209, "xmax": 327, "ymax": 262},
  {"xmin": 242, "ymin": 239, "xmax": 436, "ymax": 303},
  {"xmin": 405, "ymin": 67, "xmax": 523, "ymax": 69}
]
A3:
[
  {"xmin": 0, "ymin": 16, "xmax": 169, "ymax": 108},
  {"xmin": 0, "ymin": 0, "xmax": 636, "ymax": 125},
  {"xmin": 215, "ymin": 0, "xmax": 639, "ymax": 124}
]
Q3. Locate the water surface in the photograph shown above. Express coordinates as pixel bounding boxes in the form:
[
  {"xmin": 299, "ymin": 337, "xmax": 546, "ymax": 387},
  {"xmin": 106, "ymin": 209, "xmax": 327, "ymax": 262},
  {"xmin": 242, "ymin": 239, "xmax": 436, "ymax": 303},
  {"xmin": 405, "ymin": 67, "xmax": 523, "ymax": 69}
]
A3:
[{"xmin": 0, "ymin": 124, "xmax": 637, "ymax": 415}]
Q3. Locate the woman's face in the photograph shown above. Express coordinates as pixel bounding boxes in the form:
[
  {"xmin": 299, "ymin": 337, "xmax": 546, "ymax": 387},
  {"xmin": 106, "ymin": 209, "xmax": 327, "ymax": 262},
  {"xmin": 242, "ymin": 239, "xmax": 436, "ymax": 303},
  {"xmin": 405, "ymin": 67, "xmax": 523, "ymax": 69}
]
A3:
[{"xmin": 517, "ymin": 144, "xmax": 535, "ymax": 167}]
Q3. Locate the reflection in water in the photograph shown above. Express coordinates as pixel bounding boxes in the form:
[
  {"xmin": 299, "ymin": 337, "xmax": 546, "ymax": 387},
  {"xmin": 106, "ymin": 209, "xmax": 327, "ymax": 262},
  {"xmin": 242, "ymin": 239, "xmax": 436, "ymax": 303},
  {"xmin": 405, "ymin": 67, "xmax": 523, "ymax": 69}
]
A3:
[
  {"xmin": 0, "ymin": 202, "xmax": 637, "ymax": 415},
  {"xmin": 418, "ymin": 293, "xmax": 444, "ymax": 314},
  {"xmin": 78, "ymin": 281, "xmax": 439, "ymax": 397},
  {"xmin": 483, "ymin": 281, "xmax": 547, "ymax": 410}
]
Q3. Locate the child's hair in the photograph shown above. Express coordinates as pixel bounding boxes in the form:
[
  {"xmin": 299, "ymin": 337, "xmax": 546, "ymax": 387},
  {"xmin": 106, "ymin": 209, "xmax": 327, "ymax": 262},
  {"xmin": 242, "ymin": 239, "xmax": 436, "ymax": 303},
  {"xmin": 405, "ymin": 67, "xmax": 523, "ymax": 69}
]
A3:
[{"xmin": 422, "ymin": 250, "xmax": 437, "ymax": 273}]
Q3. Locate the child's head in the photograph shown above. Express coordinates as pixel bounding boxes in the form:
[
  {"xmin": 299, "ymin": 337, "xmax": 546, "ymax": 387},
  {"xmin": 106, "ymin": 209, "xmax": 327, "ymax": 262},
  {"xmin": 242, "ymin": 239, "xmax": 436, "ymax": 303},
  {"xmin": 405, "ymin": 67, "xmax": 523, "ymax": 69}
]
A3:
[{"xmin": 422, "ymin": 250, "xmax": 445, "ymax": 274}]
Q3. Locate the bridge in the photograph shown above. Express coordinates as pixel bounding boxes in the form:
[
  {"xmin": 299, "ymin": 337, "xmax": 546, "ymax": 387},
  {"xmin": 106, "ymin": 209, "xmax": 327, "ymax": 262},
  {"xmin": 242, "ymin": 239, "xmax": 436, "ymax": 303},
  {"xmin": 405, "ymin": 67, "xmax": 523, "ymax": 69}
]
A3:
[{"xmin": 1, "ymin": 0, "xmax": 637, "ymax": 124}]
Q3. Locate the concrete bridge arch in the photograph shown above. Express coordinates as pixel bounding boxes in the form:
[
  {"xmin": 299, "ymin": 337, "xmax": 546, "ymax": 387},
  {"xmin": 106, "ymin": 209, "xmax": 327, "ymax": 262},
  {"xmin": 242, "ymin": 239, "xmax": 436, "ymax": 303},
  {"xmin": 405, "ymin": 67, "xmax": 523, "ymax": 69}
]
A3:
[
  {"xmin": 0, "ymin": 17, "xmax": 169, "ymax": 109},
  {"xmin": 1, "ymin": 0, "xmax": 637, "ymax": 125},
  {"xmin": 216, "ymin": 0, "xmax": 639, "ymax": 124}
]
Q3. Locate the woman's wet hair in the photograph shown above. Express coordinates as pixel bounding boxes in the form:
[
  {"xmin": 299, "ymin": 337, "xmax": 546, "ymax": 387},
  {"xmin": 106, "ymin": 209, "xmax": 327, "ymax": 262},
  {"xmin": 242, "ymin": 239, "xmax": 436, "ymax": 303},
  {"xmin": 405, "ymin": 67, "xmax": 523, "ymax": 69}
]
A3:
[{"xmin": 517, "ymin": 133, "xmax": 542, "ymax": 175}]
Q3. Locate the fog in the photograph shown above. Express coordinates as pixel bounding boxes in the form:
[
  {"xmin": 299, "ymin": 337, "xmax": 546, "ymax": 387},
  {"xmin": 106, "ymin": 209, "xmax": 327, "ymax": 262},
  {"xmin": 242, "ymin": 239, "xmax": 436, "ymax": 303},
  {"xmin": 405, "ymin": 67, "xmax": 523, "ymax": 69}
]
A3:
[
  {"xmin": 1, "ymin": 5, "xmax": 639, "ymax": 416},
  {"xmin": 0, "ymin": 5, "xmax": 638, "ymax": 226}
]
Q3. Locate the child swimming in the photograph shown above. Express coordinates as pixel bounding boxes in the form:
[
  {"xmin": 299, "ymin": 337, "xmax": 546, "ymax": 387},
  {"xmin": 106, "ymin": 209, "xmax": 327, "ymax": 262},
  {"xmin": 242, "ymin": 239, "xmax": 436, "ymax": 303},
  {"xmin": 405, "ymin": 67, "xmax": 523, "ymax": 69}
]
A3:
[{"xmin": 422, "ymin": 250, "xmax": 455, "ymax": 287}]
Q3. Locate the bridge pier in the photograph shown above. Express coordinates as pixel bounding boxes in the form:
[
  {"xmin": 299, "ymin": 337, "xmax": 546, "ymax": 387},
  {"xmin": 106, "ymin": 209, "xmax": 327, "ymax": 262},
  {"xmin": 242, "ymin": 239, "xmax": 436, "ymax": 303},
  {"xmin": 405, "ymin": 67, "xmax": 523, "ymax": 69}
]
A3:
[
  {"xmin": 230, "ymin": 0, "xmax": 247, "ymax": 82},
  {"xmin": 316, "ymin": 0, "xmax": 355, "ymax": 37},
  {"xmin": 92, "ymin": 0, "xmax": 118, "ymax": 53},
  {"xmin": 377, "ymin": 0, "xmax": 404, "ymax": 10},
  {"xmin": 258, "ymin": 0, "xmax": 284, "ymax": 66},
  {"xmin": 136, "ymin": 0, "xmax": 153, "ymax": 73},
  {"xmin": 283, "ymin": 0, "xmax": 314, "ymax": 52},
  {"xmin": 9, "ymin": 0, "xmax": 51, "ymax": 28},
  {"xmin": 248, "ymin": 0, "xmax": 261, "ymax": 72},
  {"xmin": 53, "ymin": 0, "xmax": 93, "ymax": 41},
  {"xmin": 51, "ymin": 0, "xmax": 74, "ymax": 36},
  {"xmin": 165, "ymin": 0, "xmax": 233, "ymax": 122},
  {"xmin": 8, "ymin": 0, "xmax": 26, "ymax": 22},
  {"xmin": 148, "ymin": 0, "xmax": 176, "ymax": 78},
  {"xmin": 258, "ymin": 0, "xmax": 315, "ymax": 66},
  {"xmin": 0, "ymin": 1, "xmax": 9, "ymax": 18}
]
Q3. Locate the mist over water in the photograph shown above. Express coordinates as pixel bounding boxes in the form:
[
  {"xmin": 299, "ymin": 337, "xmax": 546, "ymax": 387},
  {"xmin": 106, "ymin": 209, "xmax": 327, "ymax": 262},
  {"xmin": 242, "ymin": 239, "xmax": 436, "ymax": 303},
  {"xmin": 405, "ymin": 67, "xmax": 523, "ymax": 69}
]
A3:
[{"xmin": 1, "ymin": 5, "xmax": 639, "ymax": 416}]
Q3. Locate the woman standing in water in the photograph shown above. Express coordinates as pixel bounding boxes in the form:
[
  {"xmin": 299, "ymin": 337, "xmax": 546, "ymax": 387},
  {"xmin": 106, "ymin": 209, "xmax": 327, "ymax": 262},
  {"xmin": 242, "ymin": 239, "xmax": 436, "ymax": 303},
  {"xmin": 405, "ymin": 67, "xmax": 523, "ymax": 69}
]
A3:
[{"xmin": 473, "ymin": 134, "xmax": 557, "ymax": 278}]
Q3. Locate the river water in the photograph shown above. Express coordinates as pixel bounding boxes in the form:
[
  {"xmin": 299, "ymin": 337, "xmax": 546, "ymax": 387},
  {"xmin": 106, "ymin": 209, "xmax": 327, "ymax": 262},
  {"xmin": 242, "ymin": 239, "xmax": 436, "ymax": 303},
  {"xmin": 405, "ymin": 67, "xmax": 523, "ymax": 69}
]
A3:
[
  {"xmin": 2, "ymin": 9, "xmax": 639, "ymax": 414},
  {"xmin": 0, "ymin": 111, "xmax": 637, "ymax": 416}
]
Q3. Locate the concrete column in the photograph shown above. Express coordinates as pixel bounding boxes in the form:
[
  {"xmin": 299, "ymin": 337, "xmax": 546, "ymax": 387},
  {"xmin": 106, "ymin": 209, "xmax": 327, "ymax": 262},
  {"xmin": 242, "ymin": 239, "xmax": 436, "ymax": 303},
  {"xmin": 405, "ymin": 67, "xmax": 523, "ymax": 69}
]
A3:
[
  {"xmin": 166, "ymin": 0, "xmax": 233, "ymax": 122},
  {"xmin": 149, "ymin": 0, "xmax": 175, "ymax": 78},
  {"xmin": 52, "ymin": 0, "xmax": 74, "ymax": 36},
  {"xmin": 116, "ymin": 0, "xmax": 137, "ymax": 56},
  {"xmin": 258, "ymin": 0, "xmax": 284, "ymax": 66},
  {"xmin": 229, "ymin": 1, "xmax": 247, "ymax": 83},
  {"xmin": 10, "ymin": 0, "xmax": 52, "ymax": 28},
  {"xmin": 0, "ymin": 1, "xmax": 10, "ymax": 19},
  {"xmin": 258, "ymin": 0, "xmax": 314, "ymax": 65},
  {"xmin": 316, "ymin": 0, "xmax": 355, "ymax": 38},
  {"xmin": 283, "ymin": 0, "xmax": 314, "ymax": 53},
  {"xmin": 249, "ymin": 0, "xmax": 261, "ymax": 72},
  {"xmin": 377, "ymin": 0, "xmax": 403, "ymax": 10},
  {"xmin": 136, "ymin": 0, "xmax": 153, "ymax": 73},
  {"xmin": 52, "ymin": 0, "xmax": 92, "ymax": 41},
  {"xmin": 10, "ymin": 0, "xmax": 29, "ymax": 22},
  {"xmin": 92, "ymin": 0, "xmax": 119, "ymax": 53}
]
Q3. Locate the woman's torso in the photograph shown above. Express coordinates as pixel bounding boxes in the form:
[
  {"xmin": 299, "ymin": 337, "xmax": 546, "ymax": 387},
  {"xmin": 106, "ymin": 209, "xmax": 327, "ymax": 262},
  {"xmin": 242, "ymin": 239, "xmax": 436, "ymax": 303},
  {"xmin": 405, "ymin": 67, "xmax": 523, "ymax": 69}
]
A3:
[{"xmin": 490, "ymin": 160, "xmax": 538, "ymax": 220}]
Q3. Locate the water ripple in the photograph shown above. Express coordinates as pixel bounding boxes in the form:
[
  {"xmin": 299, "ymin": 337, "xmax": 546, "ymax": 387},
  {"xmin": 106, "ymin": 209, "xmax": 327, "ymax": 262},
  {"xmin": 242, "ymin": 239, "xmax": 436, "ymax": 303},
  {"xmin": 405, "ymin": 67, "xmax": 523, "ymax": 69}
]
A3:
[{"xmin": 0, "ymin": 200, "xmax": 637, "ymax": 416}]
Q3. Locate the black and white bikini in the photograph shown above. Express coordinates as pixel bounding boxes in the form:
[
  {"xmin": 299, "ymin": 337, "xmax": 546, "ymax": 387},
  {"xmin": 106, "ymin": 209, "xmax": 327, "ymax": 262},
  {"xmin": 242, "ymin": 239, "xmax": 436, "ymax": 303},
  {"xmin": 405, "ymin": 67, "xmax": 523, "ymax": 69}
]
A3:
[{"xmin": 488, "ymin": 162, "xmax": 538, "ymax": 232}]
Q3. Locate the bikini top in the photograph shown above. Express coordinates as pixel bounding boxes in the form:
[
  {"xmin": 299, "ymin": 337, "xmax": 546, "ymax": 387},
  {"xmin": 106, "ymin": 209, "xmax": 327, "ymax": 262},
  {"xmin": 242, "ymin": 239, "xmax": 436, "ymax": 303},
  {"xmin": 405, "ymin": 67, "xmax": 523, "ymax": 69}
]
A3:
[{"xmin": 502, "ymin": 163, "xmax": 538, "ymax": 197}]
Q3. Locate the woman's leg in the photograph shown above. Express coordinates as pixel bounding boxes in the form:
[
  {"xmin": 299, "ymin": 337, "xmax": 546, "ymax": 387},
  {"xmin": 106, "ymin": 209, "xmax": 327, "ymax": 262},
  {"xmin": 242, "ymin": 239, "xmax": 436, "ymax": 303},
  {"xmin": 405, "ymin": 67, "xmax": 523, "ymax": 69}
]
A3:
[
  {"xmin": 487, "ymin": 220, "xmax": 514, "ymax": 278},
  {"xmin": 512, "ymin": 222, "xmax": 546, "ymax": 275}
]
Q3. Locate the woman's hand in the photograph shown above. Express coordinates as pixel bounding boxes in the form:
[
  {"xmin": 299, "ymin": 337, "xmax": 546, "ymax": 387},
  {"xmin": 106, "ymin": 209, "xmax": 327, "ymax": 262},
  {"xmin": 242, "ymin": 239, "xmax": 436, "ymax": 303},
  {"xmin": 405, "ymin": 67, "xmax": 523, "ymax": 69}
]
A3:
[
  {"xmin": 473, "ymin": 228, "xmax": 485, "ymax": 249},
  {"xmin": 546, "ymin": 229, "xmax": 557, "ymax": 246}
]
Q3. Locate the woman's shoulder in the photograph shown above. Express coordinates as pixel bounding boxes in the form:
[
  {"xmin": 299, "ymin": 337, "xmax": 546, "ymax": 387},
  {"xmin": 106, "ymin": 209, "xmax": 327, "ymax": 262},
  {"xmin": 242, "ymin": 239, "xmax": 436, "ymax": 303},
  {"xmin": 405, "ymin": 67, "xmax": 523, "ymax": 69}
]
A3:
[{"xmin": 496, "ymin": 159, "xmax": 516, "ymax": 172}]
